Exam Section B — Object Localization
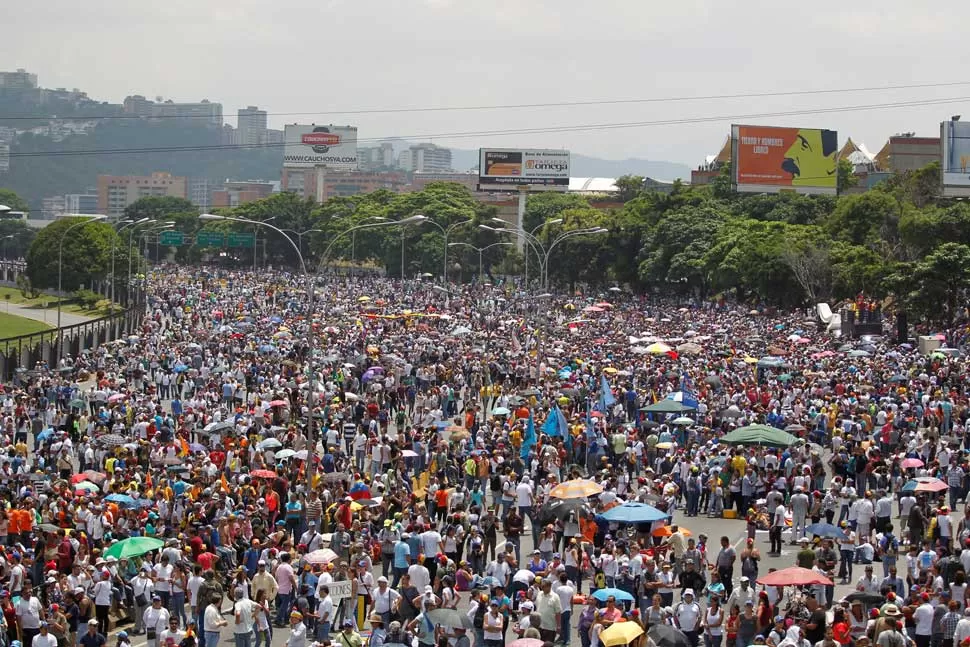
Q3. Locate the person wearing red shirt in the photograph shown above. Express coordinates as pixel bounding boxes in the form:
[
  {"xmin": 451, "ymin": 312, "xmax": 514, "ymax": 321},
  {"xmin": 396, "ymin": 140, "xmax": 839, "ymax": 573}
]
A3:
[{"xmin": 57, "ymin": 531, "xmax": 74, "ymax": 574}]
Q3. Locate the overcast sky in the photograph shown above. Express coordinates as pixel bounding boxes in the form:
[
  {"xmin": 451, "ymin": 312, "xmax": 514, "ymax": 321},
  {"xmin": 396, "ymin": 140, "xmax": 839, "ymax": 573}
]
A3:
[{"xmin": 4, "ymin": 0, "xmax": 969, "ymax": 165}]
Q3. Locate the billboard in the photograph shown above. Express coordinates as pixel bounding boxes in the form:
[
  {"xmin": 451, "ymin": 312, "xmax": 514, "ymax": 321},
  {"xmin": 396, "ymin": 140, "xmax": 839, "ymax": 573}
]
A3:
[
  {"xmin": 283, "ymin": 125, "xmax": 358, "ymax": 169},
  {"xmin": 478, "ymin": 148, "xmax": 570, "ymax": 191},
  {"xmin": 942, "ymin": 120, "xmax": 970, "ymax": 196},
  {"xmin": 731, "ymin": 125, "xmax": 838, "ymax": 195}
]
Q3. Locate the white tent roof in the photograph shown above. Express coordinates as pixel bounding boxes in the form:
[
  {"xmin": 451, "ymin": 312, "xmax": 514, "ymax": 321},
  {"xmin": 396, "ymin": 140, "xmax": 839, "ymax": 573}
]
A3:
[{"xmin": 569, "ymin": 177, "xmax": 618, "ymax": 193}]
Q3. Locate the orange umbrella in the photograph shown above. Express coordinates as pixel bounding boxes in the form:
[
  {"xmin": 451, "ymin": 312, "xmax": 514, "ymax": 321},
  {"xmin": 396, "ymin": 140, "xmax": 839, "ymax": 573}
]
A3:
[
  {"xmin": 549, "ymin": 479, "xmax": 603, "ymax": 499},
  {"xmin": 652, "ymin": 525, "xmax": 692, "ymax": 538}
]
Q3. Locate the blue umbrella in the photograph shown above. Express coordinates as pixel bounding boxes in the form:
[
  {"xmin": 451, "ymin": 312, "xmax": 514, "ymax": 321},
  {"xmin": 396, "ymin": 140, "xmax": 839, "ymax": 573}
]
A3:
[
  {"xmin": 599, "ymin": 501, "xmax": 668, "ymax": 525},
  {"xmin": 591, "ymin": 588, "xmax": 635, "ymax": 603},
  {"xmin": 36, "ymin": 428, "xmax": 54, "ymax": 442},
  {"xmin": 804, "ymin": 522, "xmax": 848, "ymax": 540},
  {"xmin": 105, "ymin": 494, "xmax": 136, "ymax": 507},
  {"xmin": 270, "ymin": 316, "xmax": 283, "ymax": 324},
  {"xmin": 902, "ymin": 480, "xmax": 920, "ymax": 492},
  {"xmin": 173, "ymin": 364, "xmax": 188, "ymax": 373}
]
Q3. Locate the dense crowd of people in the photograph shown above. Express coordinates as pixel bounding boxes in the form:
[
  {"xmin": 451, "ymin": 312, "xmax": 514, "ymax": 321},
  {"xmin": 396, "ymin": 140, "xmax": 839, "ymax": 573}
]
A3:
[{"xmin": 1, "ymin": 267, "xmax": 970, "ymax": 647}]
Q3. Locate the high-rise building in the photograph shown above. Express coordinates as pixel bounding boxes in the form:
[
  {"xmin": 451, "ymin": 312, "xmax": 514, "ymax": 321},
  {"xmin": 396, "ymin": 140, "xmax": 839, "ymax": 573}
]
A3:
[
  {"xmin": 0, "ymin": 142, "xmax": 9, "ymax": 174},
  {"xmin": 238, "ymin": 106, "xmax": 268, "ymax": 147},
  {"xmin": 122, "ymin": 95, "xmax": 223, "ymax": 127},
  {"xmin": 97, "ymin": 172, "xmax": 188, "ymax": 217},
  {"xmin": 189, "ymin": 178, "xmax": 214, "ymax": 211},
  {"xmin": 212, "ymin": 181, "xmax": 276, "ymax": 207},
  {"xmin": 398, "ymin": 143, "xmax": 452, "ymax": 173},
  {"xmin": 0, "ymin": 69, "xmax": 38, "ymax": 89},
  {"xmin": 41, "ymin": 196, "xmax": 67, "ymax": 219},
  {"xmin": 359, "ymin": 142, "xmax": 397, "ymax": 171},
  {"xmin": 281, "ymin": 169, "xmax": 407, "ymax": 201},
  {"xmin": 262, "ymin": 129, "xmax": 284, "ymax": 145},
  {"xmin": 64, "ymin": 193, "xmax": 99, "ymax": 214}
]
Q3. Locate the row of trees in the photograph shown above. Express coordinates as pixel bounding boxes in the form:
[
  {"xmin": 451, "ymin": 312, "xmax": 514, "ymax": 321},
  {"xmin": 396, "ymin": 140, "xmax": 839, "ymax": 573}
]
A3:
[{"xmin": 7, "ymin": 159, "xmax": 970, "ymax": 323}]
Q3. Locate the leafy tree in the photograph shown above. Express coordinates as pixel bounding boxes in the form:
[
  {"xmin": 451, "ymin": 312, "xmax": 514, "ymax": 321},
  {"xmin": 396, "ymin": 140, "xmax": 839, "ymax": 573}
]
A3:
[
  {"xmin": 0, "ymin": 219, "xmax": 36, "ymax": 259},
  {"xmin": 823, "ymin": 191, "xmax": 905, "ymax": 249},
  {"xmin": 0, "ymin": 188, "xmax": 29, "ymax": 212},
  {"xmin": 837, "ymin": 158, "xmax": 859, "ymax": 194},
  {"xmin": 614, "ymin": 176, "xmax": 646, "ymax": 202},
  {"xmin": 25, "ymin": 218, "xmax": 127, "ymax": 292},
  {"xmin": 890, "ymin": 242, "xmax": 970, "ymax": 324}
]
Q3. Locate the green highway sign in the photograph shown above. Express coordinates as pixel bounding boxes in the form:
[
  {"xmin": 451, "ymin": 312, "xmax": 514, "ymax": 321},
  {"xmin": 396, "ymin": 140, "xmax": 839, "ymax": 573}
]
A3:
[
  {"xmin": 159, "ymin": 231, "xmax": 185, "ymax": 246},
  {"xmin": 196, "ymin": 231, "xmax": 225, "ymax": 247},
  {"xmin": 228, "ymin": 232, "xmax": 256, "ymax": 248}
]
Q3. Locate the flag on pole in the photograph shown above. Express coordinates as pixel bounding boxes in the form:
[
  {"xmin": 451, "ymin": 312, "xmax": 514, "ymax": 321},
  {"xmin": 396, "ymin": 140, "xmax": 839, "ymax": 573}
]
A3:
[
  {"xmin": 559, "ymin": 406, "xmax": 573, "ymax": 452},
  {"xmin": 542, "ymin": 408, "xmax": 562, "ymax": 436},
  {"xmin": 600, "ymin": 374, "xmax": 616, "ymax": 408},
  {"xmin": 521, "ymin": 411, "xmax": 536, "ymax": 459}
]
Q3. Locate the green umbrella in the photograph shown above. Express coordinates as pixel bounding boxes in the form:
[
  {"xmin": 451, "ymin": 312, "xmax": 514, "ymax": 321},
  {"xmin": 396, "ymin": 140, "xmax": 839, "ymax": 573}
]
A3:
[
  {"xmin": 640, "ymin": 400, "xmax": 695, "ymax": 414},
  {"xmin": 719, "ymin": 424, "xmax": 798, "ymax": 448},
  {"xmin": 104, "ymin": 537, "xmax": 165, "ymax": 560}
]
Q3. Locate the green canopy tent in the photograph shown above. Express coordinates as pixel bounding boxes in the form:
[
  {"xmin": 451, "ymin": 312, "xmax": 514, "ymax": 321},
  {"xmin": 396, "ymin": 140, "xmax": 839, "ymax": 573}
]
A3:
[
  {"xmin": 719, "ymin": 424, "xmax": 798, "ymax": 448},
  {"xmin": 640, "ymin": 400, "xmax": 696, "ymax": 414}
]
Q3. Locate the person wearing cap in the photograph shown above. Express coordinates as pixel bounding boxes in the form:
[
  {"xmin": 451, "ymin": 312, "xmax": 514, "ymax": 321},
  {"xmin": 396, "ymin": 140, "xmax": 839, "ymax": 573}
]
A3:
[
  {"xmin": 131, "ymin": 566, "xmax": 155, "ymax": 635},
  {"xmin": 913, "ymin": 591, "xmax": 935, "ymax": 647},
  {"xmin": 116, "ymin": 631, "xmax": 131, "ymax": 647},
  {"xmin": 144, "ymin": 595, "xmax": 171, "ymax": 647},
  {"xmin": 857, "ymin": 565, "xmax": 880, "ymax": 595},
  {"xmin": 249, "ymin": 561, "xmax": 277, "ymax": 611},
  {"xmin": 79, "ymin": 620, "xmax": 105, "ymax": 647},
  {"xmin": 273, "ymin": 553, "xmax": 297, "ymax": 628},
  {"xmin": 726, "ymin": 576, "xmax": 755, "ymax": 616},
  {"xmin": 391, "ymin": 533, "xmax": 411, "ymax": 589},
  {"xmin": 91, "ymin": 568, "xmax": 113, "ymax": 636},
  {"xmin": 32, "ymin": 621, "xmax": 57, "ymax": 647},
  {"xmin": 285, "ymin": 612, "xmax": 306, "ymax": 647},
  {"xmin": 482, "ymin": 600, "xmax": 504, "ymax": 647},
  {"xmin": 336, "ymin": 619, "xmax": 362, "ymax": 647}
]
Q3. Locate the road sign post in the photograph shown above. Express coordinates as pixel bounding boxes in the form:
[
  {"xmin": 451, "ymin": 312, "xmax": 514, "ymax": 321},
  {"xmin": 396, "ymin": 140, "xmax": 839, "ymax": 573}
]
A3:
[
  {"xmin": 196, "ymin": 232, "xmax": 226, "ymax": 247},
  {"xmin": 159, "ymin": 231, "xmax": 185, "ymax": 246},
  {"xmin": 228, "ymin": 233, "xmax": 256, "ymax": 248}
]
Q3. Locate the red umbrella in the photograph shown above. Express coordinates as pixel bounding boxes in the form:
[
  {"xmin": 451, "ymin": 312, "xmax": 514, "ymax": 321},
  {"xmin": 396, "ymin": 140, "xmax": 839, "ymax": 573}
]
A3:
[
  {"xmin": 269, "ymin": 400, "xmax": 288, "ymax": 408},
  {"xmin": 900, "ymin": 458, "xmax": 924, "ymax": 469},
  {"xmin": 250, "ymin": 469, "xmax": 278, "ymax": 479},
  {"xmin": 590, "ymin": 411, "xmax": 605, "ymax": 419},
  {"xmin": 913, "ymin": 477, "xmax": 947, "ymax": 493},
  {"xmin": 757, "ymin": 567, "xmax": 833, "ymax": 587}
]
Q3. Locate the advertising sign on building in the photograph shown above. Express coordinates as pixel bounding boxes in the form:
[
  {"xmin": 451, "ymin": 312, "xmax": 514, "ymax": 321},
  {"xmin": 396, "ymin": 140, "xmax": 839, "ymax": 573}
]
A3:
[
  {"xmin": 942, "ymin": 120, "xmax": 970, "ymax": 196},
  {"xmin": 731, "ymin": 125, "xmax": 839, "ymax": 195},
  {"xmin": 283, "ymin": 125, "xmax": 359, "ymax": 170},
  {"xmin": 478, "ymin": 148, "xmax": 570, "ymax": 192}
]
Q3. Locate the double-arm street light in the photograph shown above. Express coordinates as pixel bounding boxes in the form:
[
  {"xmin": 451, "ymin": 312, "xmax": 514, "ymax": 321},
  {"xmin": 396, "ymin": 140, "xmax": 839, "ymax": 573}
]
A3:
[
  {"xmin": 110, "ymin": 218, "xmax": 150, "ymax": 311},
  {"xmin": 480, "ymin": 223, "xmax": 608, "ymax": 290},
  {"xmin": 410, "ymin": 215, "xmax": 473, "ymax": 284},
  {"xmin": 447, "ymin": 241, "xmax": 513, "ymax": 285},
  {"xmin": 202, "ymin": 212, "xmax": 424, "ymax": 485},
  {"xmin": 281, "ymin": 228, "xmax": 323, "ymax": 262},
  {"xmin": 491, "ymin": 217, "xmax": 562, "ymax": 287},
  {"xmin": 57, "ymin": 214, "xmax": 107, "ymax": 363}
]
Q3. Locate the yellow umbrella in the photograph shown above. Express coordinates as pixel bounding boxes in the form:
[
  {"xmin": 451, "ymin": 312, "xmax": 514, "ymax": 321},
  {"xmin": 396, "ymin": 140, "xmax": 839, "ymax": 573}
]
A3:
[
  {"xmin": 600, "ymin": 621, "xmax": 644, "ymax": 647},
  {"xmin": 743, "ymin": 356, "xmax": 758, "ymax": 364},
  {"xmin": 358, "ymin": 296, "xmax": 371, "ymax": 302},
  {"xmin": 549, "ymin": 479, "xmax": 603, "ymax": 499},
  {"xmin": 645, "ymin": 342, "xmax": 672, "ymax": 355},
  {"xmin": 564, "ymin": 303, "xmax": 576, "ymax": 310},
  {"xmin": 655, "ymin": 442, "xmax": 674, "ymax": 449},
  {"xmin": 603, "ymin": 367, "xmax": 618, "ymax": 374}
]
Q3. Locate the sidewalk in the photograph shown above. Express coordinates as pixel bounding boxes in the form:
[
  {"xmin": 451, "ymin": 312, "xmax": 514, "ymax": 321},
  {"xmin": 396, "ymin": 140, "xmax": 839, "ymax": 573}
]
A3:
[{"xmin": 1, "ymin": 301, "xmax": 94, "ymax": 327}]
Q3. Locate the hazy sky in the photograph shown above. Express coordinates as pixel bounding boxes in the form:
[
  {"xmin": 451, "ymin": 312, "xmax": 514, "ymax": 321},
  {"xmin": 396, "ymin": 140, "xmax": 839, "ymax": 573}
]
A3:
[{"xmin": 4, "ymin": 0, "xmax": 969, "ymax": 166}]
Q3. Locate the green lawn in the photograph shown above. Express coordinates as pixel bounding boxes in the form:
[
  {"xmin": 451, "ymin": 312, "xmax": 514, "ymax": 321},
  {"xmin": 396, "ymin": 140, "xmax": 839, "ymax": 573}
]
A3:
[
  {"xmin": 0, "ymin": 310, "xmax": 53, "ymax": 338},
  {"xmin": 0, "ymin": 286, "xmax": 115, "ymax": 316}
]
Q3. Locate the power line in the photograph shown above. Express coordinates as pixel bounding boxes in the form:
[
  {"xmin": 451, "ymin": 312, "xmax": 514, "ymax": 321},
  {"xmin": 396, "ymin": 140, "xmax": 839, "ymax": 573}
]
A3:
[
  {"xmin": 2, "ymin": 81, "xmax": 970, "ymax": 122},
  {"xmin": 7, "ymin": 96, "xmax": 969, "ymax": 160}
]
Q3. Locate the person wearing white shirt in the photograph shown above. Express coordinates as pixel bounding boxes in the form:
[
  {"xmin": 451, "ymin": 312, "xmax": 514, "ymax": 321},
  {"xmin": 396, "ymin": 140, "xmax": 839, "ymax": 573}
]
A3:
[
  {"xmin": 32, "ymin": 622, "xmax": 58, "ymax": 647},
  {"xmin": 913, "ymin": 597, "xmax": 934, "ymax": 647},
  {"xmin": 315, "ymin": 589, "xmax": 334, "ymax": 642},
  {"xmin": 953, "ymin": 608, "xmax": 970, "ymax": 647}
]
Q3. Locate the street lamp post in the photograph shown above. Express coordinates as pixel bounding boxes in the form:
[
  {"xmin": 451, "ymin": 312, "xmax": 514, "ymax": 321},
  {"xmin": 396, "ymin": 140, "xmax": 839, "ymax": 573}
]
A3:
[
  {"xmin": 448, "ymin": 241, "xmax": 513, "ymax": 284},
  {"xmin": 351, "ymin": 216, "xmax": 388, "ymax": 264},
  {"xmin": 541, "ymin": 228, "xmax": 608, "ymax": 289},
  {"xmin": 110, "ymin": 218, "xmax": 149, "ymax": 312},
  {"xmin": 0, "ymin": 234, "xmax": 13, "ymax": 261},
  {"xmin": 57, "ymin": 214, "xmax": 107, "ymax": 363},
  {"xmin": 411, "ymin": 215, "xmax": 472, "ymax": 284},
  {"xmin": 127, "ymin": 220, "xmax": 173, "ymax": 304},
  {"xmin": 491, "ymin": 217, "xmax": 562, "ymax": 287},
  {"xmin": 480, "ymin": 224, "xmax": 607, "ymax": 290},
  {"xmin": 281, "ymin": 228, "xmax": 323, "ymax": 262}
]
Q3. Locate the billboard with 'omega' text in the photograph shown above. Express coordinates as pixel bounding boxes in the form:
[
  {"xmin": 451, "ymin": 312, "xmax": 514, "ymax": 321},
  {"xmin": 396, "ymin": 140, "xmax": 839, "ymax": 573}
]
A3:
[
  {"xmin": 283, "ymin": 125, "xmax": 358, "ymax": 170},
  {"xmin": 478, "ymin": 148, "xmax": 570, "ymax": 192},
  {"xmin": 732, "ymin": 125, "xmax": 838, "ymax": 195}
]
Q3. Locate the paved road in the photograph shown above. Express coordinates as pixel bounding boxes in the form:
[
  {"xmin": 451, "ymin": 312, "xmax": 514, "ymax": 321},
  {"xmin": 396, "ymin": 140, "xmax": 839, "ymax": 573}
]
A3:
[{"xmin": 1, "ymin": 301, "xmax": 93, "ymax": 327}]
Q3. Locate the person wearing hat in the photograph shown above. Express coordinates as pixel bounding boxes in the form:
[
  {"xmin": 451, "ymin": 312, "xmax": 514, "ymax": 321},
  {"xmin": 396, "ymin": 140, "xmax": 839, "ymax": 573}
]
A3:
[
  {"xmin": 285, "ymin": 612, "xmax": 306, "ymax": 647},
  {"xmin": 116, "ymin": 631, "xmax": 132, "ymax": 647},
  {"xmin": 367, "ymin": 576, "xmax": 400, "ymax": 628},
  {"xmin": 367, "ymin": 615, "xmax": 387, "ymax": 647},
  {"xmin": 674, "ymin": 589, "xmax": 702, "ymax": 647}
]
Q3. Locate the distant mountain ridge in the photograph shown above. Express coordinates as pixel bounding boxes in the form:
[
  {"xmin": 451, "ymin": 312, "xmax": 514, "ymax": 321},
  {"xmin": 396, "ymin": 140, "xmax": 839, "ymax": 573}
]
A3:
[{"xmin": 448, "ymin": 148, "xmax": 690, "ymax": 180}]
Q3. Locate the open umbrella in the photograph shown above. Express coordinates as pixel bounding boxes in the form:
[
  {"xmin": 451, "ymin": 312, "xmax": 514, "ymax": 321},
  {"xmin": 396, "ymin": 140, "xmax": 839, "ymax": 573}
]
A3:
[
  {"xmin": 538, "ymin": 498, "xmax": 587, "ymax": 523},
  {"xmin": 719, "ymin": 424, "xmax": 798, "ymax": 448},
  {"xmin": 912, "ymin": 477, "xmax": 947, "ymax": 493},
  {"xmin": 104, "ymin": 536, "xmax": 165, "ymax": 560},
  {"xmin": 257, "ymin": 438, "xmax": 282, "ymax": 450},
  {"xmin": 492, "ymin": 407, "xmax": 511, "ymax": 416},
  {"xmin": 599, "ymin": 501, "xmax": 669, "ymax": 524},
  {"xmin": 757, "ymin": 566, "xmax": 833, "ymax": 587},
  {"xmin": 900, "ymin": 458, "xmax": 924, "ymax": 469},
  {"xmin": 105, "ymin": 494, "xmax": 137, "ymax": 507},
  {"xmin": 509, "ymin": 640, "xmax": 545, "ymax": 647},
  {"xmin": 549, "ymin": 479, "xmax": 603, "ymax": 499},
  {"xmin": 653, "ymin": 525, "xmax": 691, "ymax": 538},
  {"xmin": 601, "ymin": 622, "xmax": 646, "ymax": 647},
  {"xmin": 591, "ymin": 588, "xmax": 635, "ymax": 603},
  {"xmin": 96, "ymin": 433, "xmax": 127, "ymax": 447},
  {"xmin": 640, "ymin": 400, "xmax": 694, "ymax": 414},
  {"xmin": 251, "ymin": 469, "xmax": 278, "ymax": 479},
  {"xmin": 304, "ymin": 548, "xmax": 339, "ymax": 565},
  {"xmin": 74, "ymin": 481, "xmax": 100, "ymax": 493},
  {"xmin": 804, "ymin": 522, "xmax": 848, "ymax": 540},
  {"xmin": 203, "ymin": 421, "xmax": 234, "ymax": 435},
  {"xmin": 427, "ymin": 608, "xmax": 467, "ymax": 629},
  {"xmin": 844, "ymin": 591, "xmax": 885, "ymax": 605},
  {"xmin": 648, "ymin": 625, "xmax": 691, "ymax": 647}
]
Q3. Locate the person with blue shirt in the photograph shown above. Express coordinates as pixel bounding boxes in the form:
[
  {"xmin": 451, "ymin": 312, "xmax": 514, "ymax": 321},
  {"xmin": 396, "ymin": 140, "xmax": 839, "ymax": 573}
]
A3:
[
  {"xmin": 285, "ymin": 494, "xmax": 303, "ymax": 543},
  {"xmin": 392, "ymin": 534, "xmax": 411, "ymax": 588}
]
